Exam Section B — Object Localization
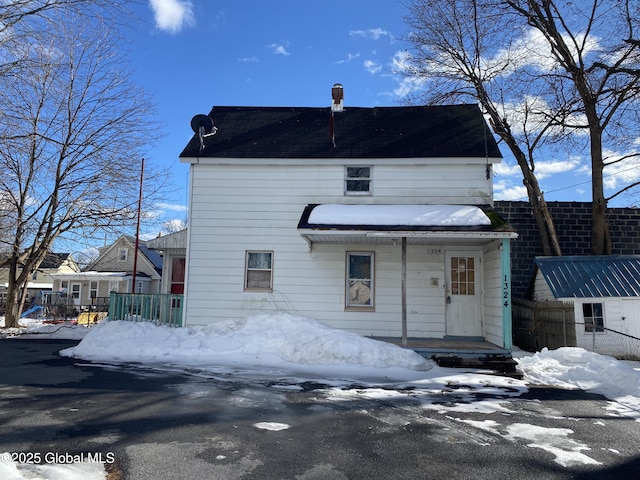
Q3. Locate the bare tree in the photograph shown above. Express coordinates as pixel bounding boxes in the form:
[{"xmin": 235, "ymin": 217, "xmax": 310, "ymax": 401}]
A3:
[
  {"xmin": 0, "ymin": 1, "xmax": 130, "ymax": 31},
  {"xmin": 402, "ymin": 0, "xmax": 562, "ymax": 256},
  {"xmin": 503, "ymin": 0, "xmax": 640, "ymax": 254},
  {"xmin": 403, "ymin": 0, "xmax": 640, "ymax": 255},
  {"xmin": 0, "ymin": 11, "xmax": 164, "ymax": 327}
]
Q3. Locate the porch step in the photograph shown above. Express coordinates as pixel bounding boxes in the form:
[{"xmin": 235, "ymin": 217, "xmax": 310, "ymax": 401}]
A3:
[{"xmin": 431, "ymin": 353, "xmax": 522, "ymax": 378}]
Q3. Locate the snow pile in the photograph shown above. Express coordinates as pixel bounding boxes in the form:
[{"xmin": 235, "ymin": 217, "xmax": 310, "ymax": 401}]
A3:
[
  {"xmin": 61, "ymin": 313, "xmax": 433, "ymax": 380},
  {"xmin": 0, "ymin": 460, "xmax": 104, "ymax": 480},
  {"xmin": 0, "ymin": 317, "xmax": 90, "ymax": 340},
  {"xmin": 308, "ymin": 204, "xmax": 491, "ymax": 226},
  {"xmin": 517, "ymin": 347, "xmax": 640, "ymax": 420}
]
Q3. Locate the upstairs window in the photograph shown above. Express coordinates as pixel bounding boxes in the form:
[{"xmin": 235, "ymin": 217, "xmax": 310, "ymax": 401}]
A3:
[
  {"xmin": 345, "ymin": 166, "xmax": 372, "ymax": 195},
  {"xmin": 583, "ymin": 303, "xmax": 604, "ymax": 332},
  {"xmin": 245, "ymin": 251, "xmax": 273, "ymax": 291},
  {"xmin": 118, "ymin": 248, "xmax": 128, "ymax": 262}
]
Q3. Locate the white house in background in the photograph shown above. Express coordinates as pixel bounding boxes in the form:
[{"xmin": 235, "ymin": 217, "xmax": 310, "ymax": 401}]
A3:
[
  {"xmin": 51, "ymin": 236, "xmax": 162, "ymax": 310},
  {"xmin": 531, "ymin": 255, "xmax": 640, "ymax": 358},
  {"xmin": 178, "ymin": 86, "xmax": 517, "ymax": 349},
  {"xmin": 146, "ymin": 229, "xmax": 187, "ymax": 294}
]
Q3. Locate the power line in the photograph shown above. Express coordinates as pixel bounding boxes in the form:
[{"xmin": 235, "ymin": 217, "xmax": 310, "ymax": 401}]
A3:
[{"xmin": 501, "ymin": 161, "xmax": 640, "ymax": 201}]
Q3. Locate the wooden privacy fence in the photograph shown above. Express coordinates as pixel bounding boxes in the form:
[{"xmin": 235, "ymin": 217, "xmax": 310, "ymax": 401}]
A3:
[
  {"xmin": 108, "ymin": 293, "xmax": 184, "ymax": 327},
  {"xmin": 512, "ymin": 298, "xmax": 576, "ymax": 352}
]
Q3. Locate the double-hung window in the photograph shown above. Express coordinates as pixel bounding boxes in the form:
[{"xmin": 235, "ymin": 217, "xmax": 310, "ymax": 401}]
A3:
[
  {"xmin": 346, "ymin": 252, "xmax": 374, "ymax": 309},
  {"xmin": 245, "ymin": 251, "xmax": 273, "ymax": 291},
  {"xmin": 583, "ymin": 303, "xmax": 604, "ymax": 332},
  {"xmin": 345, "ymin": 166, "xmax": 372, "ymax": 195}
]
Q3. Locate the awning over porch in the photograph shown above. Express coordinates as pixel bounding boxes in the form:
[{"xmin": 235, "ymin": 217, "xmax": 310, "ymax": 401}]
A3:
[{"xmin": 297, "ymin": 204, "xmax": 517, "ymax": 247}]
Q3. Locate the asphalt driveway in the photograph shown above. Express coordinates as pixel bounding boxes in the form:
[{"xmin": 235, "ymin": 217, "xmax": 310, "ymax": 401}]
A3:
[{"xmin": 0, "ymin": 339, "xmax": 639, "ymax": 479}]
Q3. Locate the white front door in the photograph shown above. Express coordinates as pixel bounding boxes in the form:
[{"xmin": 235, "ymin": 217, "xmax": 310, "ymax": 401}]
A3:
[
  {"xmin": 622, "ymin": 300, "xmax": 640, "ymax": 338},
  {"xmin": 70, "ymin": 282, "xmax": 81, "ymax": 307},
  {"xmin": 445, "ymin": 251, "xmax": 482, "ymax": 337}
]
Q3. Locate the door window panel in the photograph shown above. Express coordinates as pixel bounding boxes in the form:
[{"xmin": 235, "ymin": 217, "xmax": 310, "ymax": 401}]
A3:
[{"xmin": 451, "ymin": 256, "xmax": 475, "ymax": 296}]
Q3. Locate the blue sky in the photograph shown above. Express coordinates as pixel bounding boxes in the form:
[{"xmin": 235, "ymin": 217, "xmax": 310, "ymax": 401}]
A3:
[{"xmin": 128, "ymin": 0, "xmax": 638, "ymax": 236}]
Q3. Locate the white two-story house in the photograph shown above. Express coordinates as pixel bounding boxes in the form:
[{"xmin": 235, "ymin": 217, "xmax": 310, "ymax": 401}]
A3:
[{"xmin": 179, "ymin": 86, "xmax": 517, "ymax": 350}]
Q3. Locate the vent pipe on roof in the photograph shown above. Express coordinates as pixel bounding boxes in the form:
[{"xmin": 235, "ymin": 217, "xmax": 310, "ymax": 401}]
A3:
[{"xmin": 331, "ymin": 83, "xmax": 344, "ymax": 113}]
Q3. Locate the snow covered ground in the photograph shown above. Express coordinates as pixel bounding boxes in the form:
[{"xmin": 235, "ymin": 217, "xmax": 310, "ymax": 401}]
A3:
[{"xmin": 2, "ymin": 312, "xmax": 640, "ymax": 479}]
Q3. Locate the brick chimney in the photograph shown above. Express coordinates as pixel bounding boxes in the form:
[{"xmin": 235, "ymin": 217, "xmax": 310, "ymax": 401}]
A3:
[{"xmin": 331, "ymin": 83, "xmax": 344, "ymax": 112}]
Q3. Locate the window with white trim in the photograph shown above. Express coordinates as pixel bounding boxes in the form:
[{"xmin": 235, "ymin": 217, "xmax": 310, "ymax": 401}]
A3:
[
  {"xmin": 118, "ymin": 248, "xmax": 128, "ymax": 262},
  {"xmin": 245, "ymin": 251, "xmax": 273, "ymax": 291},
  {"xmin": 346, "ymin": 252, "xmax": 374, "ymax": 309},
  {"xmin": 345, "ymin": 166, "xmax": 372, "ymax": 195},
  {"xmin": 583, "ymin": 303, "xmax": 604, "ymax": 332}
]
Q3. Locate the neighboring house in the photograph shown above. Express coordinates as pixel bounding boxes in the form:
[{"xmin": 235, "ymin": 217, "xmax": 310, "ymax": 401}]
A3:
[
  {"xmin": 51, "ymin": 236, "xmax": 163, "ymax": 311},
  {"xmin": 146, "ymin": 229, "xmax": 187, "ymax": 294},
  {"xmin": 494, "ymin": 201, "xmax": 640, "ymax": 299},
  {"xmin": 531, "ymin": 255, "xmax": 640, "ymax": 357},
  {"xmin": 177, "ymin": 87, "xmax": 517, "ymax": 350},
  {"xmin": 0, "ymin": 252, "xmax": 79, "ymax": 306}
]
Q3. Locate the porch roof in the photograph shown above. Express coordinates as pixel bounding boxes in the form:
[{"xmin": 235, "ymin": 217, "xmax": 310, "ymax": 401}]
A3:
[
  {"xmin": 50, "ymin": 272, "xmax": 151, "ymax": 281},
  {"xmin": 297, "ymin": 204, "xmax": 517, "ymax": 246}
]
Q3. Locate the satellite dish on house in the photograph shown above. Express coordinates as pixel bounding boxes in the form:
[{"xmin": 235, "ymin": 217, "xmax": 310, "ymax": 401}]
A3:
[{"xmin": 190, "ymin": 114, "xmax": 217, "ymax": 152}]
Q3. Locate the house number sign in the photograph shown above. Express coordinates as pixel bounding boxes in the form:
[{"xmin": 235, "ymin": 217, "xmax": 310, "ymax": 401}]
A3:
[{"xmin": 503, "ymin": 274, "xmax": 510, "ymax": 308}]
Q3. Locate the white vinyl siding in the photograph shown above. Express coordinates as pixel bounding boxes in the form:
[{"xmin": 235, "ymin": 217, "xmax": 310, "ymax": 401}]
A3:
[
  {"xmin": 183, "ymin": 158, "xmax": 500, "ymax": 338},
  {"xmin": 483, "ymin": 241, "xmax": 504, "ymax": 346}
]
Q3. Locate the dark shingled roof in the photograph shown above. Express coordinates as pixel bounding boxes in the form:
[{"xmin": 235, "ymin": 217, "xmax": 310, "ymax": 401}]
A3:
[
  {"xmin": 179, "ymin": 104, "xmax": 501, "ymax": 159},
  {"xmin": 39, "ymin": 252, "xmax": 72, "ymax": 269},
  {"xmin": 535, "ymin": 255, "xmax": 640, "ymax": 298}
]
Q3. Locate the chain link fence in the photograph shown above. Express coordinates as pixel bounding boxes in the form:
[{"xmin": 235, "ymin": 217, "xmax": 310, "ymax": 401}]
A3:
[
  {"xmin": 1, "ymin": 298, "xmax": 109, "ymax": 325},
  {"xmin": 513, "ymin": 298, "xmax": 640, "ymax": 360},
  {"xmin": 573, "ymin": 322, "xmax": 640, "ymax": 360}
]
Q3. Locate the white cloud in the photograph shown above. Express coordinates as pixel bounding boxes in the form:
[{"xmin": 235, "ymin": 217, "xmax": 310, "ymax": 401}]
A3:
[
  {"xmin": 493, "ymin": 162, "xmax": 522, "ymax": 177},
  {"xmin": 238, "ymin": 56, "xmax": 259, "ymax": 63},
  {"xmin": 498, "ymin": 96, "xmax": 588, "ymax": 138},
  {"xmin": 486, "ymin": 28, "xmax": 601, "ymax": 76},
  {"xmin": 162, "ymin": 219, "xmax": 187, "ymax": 234},
  {"xmin": 602, "ymin": 150, "xmax": 640, "ymax": 190},
  {"xmin": 155, "ymin": 202, "xmax": 188, "ymax": 212},
  {"xmin": 267, "ymin": 43, "xmax": 290, "ymax": 56},
  {"xmin": 364, "ymin": 59, "xmax": 382, "ymax": 74},
  {"xmin": 496, "ymin": 158, "xmax": 583, "ymax": 180},
  {"xmin": 534, "ymin": 158, "xmax": 583, "ymax": 180},
  {"xmin": 349, "ymin": 28, "xmax": 392, "ymax": 40},
  {"xmin": 384, "ymin": 50, "xmax": 426, "ymax": 99},
  {"xmin": 149, "ymin": 0, "xmax": 195, "ymax": 34},
  {"xmin": 334, "ymin": 52, "xmax": 360, "ymax": 65},
  {"xmin": 493, "ymin": 180, "xmax": 528, "ymax": 201}
]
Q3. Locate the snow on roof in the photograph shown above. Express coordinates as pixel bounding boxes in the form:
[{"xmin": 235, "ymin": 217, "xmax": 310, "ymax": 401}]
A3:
[
  {"xmin": 307, "ymin": 204, "xmax": 492, "ymax": 227},
  {"xmin": 50, "ymin": 271, "xmax": 129, "ymax": 279}
]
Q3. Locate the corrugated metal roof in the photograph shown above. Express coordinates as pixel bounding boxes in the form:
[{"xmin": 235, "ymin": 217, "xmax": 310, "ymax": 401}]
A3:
[{"xmin": 535, "ymin": 255, "xmax": 640, "ymax": 298}]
